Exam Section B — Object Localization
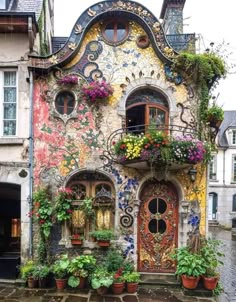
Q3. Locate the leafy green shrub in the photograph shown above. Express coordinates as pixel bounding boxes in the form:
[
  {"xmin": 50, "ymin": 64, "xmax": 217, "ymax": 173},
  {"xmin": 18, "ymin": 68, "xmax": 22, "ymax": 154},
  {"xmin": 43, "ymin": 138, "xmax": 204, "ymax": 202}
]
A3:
[
  {"xmin": 171, "ymin": 246, "xmax": 206, "ymax": 277},
  {"xmin": 124, "ymin": 272, "xmax": 141, "ymax": 283},
  {"xmin": 51, "ymin": 254, "xmax": 70, "ymax": 279},
  {"xmin": 90, "ymin": 229, "xmax": 115, "ymax": 241},
  {"xmin": 90, "ymin": 266, "xmax": 113, "ymax": 289},
  {"xmin": 19, "ymin": 260, "xmax": 35, "ymax": 280}
]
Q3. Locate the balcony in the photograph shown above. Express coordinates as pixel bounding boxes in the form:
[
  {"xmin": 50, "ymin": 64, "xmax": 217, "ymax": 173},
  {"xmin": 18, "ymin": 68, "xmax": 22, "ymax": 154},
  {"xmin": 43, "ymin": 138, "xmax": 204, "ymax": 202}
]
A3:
[
  {"xmin": 102, "ymin": 124, "xmax": 210, "ymax": 170},
  {"xmin": 166, "ymin": 34, "xmax": 196, "ymax": 53}
]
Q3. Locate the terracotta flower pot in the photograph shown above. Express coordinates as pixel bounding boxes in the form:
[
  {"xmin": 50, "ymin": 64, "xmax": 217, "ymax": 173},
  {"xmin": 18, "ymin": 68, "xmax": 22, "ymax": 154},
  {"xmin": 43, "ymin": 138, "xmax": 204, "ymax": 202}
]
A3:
[
  {"xmin": 112, "ymin": 282, "xmax": 125, "ymax": 294},
  {"xmin": 97, "ymin": 240, "xmax": 110, "ymax": 247},
  {"xmin": 71, "ymin": 239, "xmax": 83, "ymax": 245},
  {"xmin": 78, "ymin": 277, "xmax": 86, "ymax": 289},
  {"xmin": 181, "ymin": 275, "xmax": 200, "ymax": 289},
  {"xmin": 38, "ymin": 277, "xmax": 47, "ymax": 288},
  {"xmin": 96, "ymin": 286, "xmax": 109, "ymax": 296},
  {"xmin": 202, "ymin": 275, "xmax": 219, "ymax": 290},
  {"xmin": 126, "ymin": 282, "xmax": 138, "ymax": 293},
  {"xmin": 55, "ymin": 278, "xmax": 67, "ymax": 290},
  {"xmin": 27, "ymin": 277, "xmax": 38, "ymax": 288}
]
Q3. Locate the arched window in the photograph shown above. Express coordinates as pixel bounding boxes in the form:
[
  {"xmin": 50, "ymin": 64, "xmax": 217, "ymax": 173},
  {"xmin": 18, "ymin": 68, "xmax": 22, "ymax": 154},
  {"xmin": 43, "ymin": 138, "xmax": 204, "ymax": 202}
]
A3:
[
  {"xmin": 55, "ymin": 91, "xmax": 75, "ymax": 115},
  {"xmin": 126, "ymin": 88, "xmax": 169, "ymax": 133},
  {"xmin": 67, "ymin": 171, "xmax": 115, "ymax": 242},
  {"xmin": 102, "ymin": 20, "xmax": 129, "ymax": 44}
]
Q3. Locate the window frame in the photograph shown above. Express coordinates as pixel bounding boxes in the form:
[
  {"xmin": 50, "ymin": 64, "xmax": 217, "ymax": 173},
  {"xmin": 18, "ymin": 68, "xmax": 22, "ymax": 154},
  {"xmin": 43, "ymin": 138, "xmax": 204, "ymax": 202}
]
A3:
[
  {"xmin": 102, "ymin": 19, "xmax": 129, "ymax": 45},
  {"xmin": 54, "ymin": 90, "xmax": 76, "ymax": 116},
  {"xmin": 232, "ymin": 130, "xmax": 236, "ymax": 145},
  {"xmin": 232, "ymin": 194, "xmax": 236, "ymax": 212},
  {"xmin": 0, "ymin": 69, "xmax": 18, "ymax": 137},
  {"xmin": 209, "ymin": 154, "xmax": 217, "ymax": 181},
  {"xmin": 232, "ymin": 154, "xmax": 236, "ymax": 183},
  {"xmin": 69, "ymin": 180, "xmax": 115, "ymax": 241},
  {"xmin": 0, "ymin": 0, "xmax": 6, "ymax": 9}
]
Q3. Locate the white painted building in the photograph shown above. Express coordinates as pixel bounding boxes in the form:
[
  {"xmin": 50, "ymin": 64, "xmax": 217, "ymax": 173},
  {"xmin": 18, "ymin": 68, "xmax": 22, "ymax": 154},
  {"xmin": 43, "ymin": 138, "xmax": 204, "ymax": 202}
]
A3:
[
  {"xmin": 0, "ymin": 0, "xmax": 53, "ymax": 278},
  {"xmin": 208, "ymin": 111, "xmax": 236, "ymax": 229}
]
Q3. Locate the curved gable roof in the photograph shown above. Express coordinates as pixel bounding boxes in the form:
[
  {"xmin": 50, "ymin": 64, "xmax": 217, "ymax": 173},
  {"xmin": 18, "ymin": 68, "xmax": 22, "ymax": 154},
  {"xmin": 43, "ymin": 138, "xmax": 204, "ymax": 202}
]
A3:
[{"xmin": 29, "ymin": 0, "xmax": 178, "ymax": 73}]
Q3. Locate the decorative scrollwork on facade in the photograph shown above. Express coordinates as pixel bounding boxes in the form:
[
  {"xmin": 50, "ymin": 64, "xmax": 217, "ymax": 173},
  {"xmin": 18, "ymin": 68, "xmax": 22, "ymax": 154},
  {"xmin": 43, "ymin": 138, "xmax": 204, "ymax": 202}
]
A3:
[{"xmin": 120, "ymin": 206, "xmax": 134, "ymax": 228}]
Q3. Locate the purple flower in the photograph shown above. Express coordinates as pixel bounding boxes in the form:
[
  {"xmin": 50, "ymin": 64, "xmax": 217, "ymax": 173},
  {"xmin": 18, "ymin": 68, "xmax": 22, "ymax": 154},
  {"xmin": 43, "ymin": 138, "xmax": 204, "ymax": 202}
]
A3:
[{"xmin": 81, "ymin": 80, "xmax": 114, "ymax": 102}]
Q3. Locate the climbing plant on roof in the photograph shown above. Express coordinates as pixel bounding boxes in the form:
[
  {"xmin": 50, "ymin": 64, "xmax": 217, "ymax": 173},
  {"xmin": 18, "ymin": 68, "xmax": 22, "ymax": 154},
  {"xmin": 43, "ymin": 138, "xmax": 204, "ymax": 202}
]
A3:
[{"xmin": 172, "ymin": 52, "xmax": 226, "ymax": 137}]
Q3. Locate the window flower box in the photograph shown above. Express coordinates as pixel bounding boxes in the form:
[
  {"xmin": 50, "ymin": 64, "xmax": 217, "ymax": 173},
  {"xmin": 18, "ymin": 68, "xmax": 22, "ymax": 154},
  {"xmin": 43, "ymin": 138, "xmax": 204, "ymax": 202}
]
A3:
[
  {"xmin": 113, "ymin": 132, "xmax": 211, "ymax": 165},
  {"xmin": 70, "ymin": 234, "xmax": 84, "ymax": 245}
]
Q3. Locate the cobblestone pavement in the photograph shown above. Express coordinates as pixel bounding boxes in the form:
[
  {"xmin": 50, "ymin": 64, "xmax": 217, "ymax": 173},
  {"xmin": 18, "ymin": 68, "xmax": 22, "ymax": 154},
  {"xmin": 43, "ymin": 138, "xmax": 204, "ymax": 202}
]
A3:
[
  {"xmin": 209, "ymin": 228, "xmax": 236, "ymax": 302},
  {"xmin": 0, "ymin": 284, "xmax": 217, "ymax": 302}
]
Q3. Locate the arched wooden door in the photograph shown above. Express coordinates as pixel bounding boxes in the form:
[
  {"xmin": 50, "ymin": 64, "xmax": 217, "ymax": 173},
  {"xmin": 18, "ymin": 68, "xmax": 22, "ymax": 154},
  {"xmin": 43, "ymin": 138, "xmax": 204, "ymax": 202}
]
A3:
[{"xmin": 138, "ymin": 180, "xmax": 178, "ymax": 273}]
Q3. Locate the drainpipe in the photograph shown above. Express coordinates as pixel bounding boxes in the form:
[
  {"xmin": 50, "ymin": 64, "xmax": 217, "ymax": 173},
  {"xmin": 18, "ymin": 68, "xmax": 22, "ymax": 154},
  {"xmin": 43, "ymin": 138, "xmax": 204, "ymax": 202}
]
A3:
[
  {"xmin": 28, "ymin": 70, "xmax": 34, "ymax": 257},
  {"xmin": 223, "ymin": 148, "xmax": 226, "ymax": 185}
]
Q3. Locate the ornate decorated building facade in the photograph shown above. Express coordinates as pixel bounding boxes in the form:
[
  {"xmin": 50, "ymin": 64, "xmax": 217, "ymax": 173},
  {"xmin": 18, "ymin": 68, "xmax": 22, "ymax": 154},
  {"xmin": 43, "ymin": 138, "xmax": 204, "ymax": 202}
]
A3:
[{"xmin": 29, "ymin": 0, "xmax": 211, "ymax": 274}]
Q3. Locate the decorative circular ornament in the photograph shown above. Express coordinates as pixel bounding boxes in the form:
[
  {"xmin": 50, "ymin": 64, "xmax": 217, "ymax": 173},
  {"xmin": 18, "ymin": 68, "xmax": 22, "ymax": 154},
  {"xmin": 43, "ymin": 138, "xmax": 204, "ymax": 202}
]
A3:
[{"xmin": 136, "ymin": 35, "xmax": 150, "ymax": 49}]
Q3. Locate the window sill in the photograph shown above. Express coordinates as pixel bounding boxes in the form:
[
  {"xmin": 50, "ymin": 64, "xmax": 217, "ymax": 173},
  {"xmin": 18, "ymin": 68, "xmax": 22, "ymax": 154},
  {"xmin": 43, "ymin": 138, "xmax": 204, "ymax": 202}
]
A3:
[
  {"xmin": 209, "ymin": 179, "xmax": 219, "ymax": 182},
  {"xmin": 0, "ymin": 138, "xmax": 24, "ymax": 145}
]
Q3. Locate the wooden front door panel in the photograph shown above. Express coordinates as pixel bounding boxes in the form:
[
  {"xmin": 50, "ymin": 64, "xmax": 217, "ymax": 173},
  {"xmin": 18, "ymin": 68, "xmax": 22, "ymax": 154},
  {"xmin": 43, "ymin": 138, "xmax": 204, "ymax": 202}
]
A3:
[{"xmin": 138, "ymin": 180, "xmax": 178, "ymax": 273}]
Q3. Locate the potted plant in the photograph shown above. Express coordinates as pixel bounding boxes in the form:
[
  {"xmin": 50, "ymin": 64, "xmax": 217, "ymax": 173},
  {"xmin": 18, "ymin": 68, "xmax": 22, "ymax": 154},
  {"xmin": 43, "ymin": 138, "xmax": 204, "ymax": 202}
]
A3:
[
  {"xmin": 68, "ymin": 255, "xmax": 96, "ymax": 289},
  {"xmin": 200, "ymin": 238, "xmax": 224, "ymax": 290},
  {"xmin": 19, "ymin": 260, "xmax": 37, "ymax": 288},
  {"xmin": 51, "ymin": 254, "xmax": 70, "ymax": 290},
  {"xmin": 124, "ymin": 271, "xmax": 141, "ymax": 293},
  {"xmin": 90, "ymin": 229, "xmax": 115, "ymax": 247},
  {"xmin": 90, "ymin": 266, "xmax": 113, "ymax": 295},
  {"xmin": 70, "ymin": 233, "xmax": 84, "ymax": 245},
  {"xmin": 32, "ymin": 187, "xmax": 53, "ymax": 239},
  {"xmin": 33, "ymin": 264, "xmax": 51, "ymax": 288},
  {"xmin": 54, "ymin": 187, "xmax": 76, "ymax": 223},
  {"xmin": 112, "ymin": 268, "xmax": 125, "ymax": 295},
  {"xmin": 206, "ymin": 104, "xmax": 224, "ymax": 128},
  {"xmin": 172, "ymin": 246, "xmax": 206, "ymax": 289}
]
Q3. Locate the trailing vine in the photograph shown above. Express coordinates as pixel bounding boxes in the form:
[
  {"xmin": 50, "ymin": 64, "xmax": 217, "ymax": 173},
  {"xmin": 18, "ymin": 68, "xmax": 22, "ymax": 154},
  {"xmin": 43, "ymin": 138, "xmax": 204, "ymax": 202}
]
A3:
[{"xmin": 173, "ymin": 52, "xmax": 226, "ymax": 138}]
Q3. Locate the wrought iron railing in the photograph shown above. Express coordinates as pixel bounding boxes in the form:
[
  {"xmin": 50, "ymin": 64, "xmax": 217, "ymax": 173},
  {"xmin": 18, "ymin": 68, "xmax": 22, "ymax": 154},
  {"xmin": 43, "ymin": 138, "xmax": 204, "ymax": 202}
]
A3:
[{"xmin": 101, "ymin": 124, "xmax": 198, "ymax": 166}]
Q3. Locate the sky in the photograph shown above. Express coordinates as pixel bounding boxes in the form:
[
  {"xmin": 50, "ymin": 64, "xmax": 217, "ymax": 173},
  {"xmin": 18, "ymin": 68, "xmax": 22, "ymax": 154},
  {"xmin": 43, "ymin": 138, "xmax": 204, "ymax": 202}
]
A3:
[{"xmin": 54, "ymin": 0, "xmax": 236, "ymax": 110}]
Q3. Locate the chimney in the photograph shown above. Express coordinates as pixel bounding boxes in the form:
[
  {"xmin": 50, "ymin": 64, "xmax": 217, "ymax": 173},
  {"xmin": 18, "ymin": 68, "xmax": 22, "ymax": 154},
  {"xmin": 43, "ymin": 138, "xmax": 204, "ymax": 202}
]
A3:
[{"xmin": 160, "ymin": 0, "xmax": 186, "ymax": 35}]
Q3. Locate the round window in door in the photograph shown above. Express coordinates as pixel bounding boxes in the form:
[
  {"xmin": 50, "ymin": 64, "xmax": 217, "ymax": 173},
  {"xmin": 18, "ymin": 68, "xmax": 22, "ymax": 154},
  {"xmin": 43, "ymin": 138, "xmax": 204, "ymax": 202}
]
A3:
[{"xmin": 138, "ymin": 180, "xmax": 178, "ymax": 273}]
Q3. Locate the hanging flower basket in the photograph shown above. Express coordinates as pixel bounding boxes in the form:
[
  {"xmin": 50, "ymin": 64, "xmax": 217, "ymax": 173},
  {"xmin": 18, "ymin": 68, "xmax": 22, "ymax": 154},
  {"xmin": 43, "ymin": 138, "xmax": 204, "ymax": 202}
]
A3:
[{"xmin": 81, "ymin": 80, "xmax": 113, "ymax": 103}]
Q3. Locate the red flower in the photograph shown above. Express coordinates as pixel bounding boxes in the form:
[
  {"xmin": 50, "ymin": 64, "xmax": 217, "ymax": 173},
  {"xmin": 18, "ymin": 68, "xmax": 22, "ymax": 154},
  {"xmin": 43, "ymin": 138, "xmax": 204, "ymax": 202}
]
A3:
[
  {"xmin": 67, "ymin": 209, "xmax": 73, "ymax": 213},
  {"xmin": 40, "ymin": 219, "xmax": 45, "ymax": 224}
]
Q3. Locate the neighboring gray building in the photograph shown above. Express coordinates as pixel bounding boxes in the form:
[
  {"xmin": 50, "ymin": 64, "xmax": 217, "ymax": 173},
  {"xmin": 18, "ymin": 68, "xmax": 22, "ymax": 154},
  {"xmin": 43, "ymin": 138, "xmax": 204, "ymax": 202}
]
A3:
[
  {"xmin": 0, "ymin": 0, "xmax": 53, "ymax": 278},
  {"xmin": 208, "ymin": 111, "xmax": 236, "ymax": 229}
]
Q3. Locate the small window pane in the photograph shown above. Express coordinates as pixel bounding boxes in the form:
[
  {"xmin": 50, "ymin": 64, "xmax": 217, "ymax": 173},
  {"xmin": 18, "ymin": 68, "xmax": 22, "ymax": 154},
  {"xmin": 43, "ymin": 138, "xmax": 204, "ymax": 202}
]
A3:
[
  {"xmin": 158, "ymin": 199, "xmax": 167, "ymax": 214},
  {"xmin": 158, "ymin": 219, "xmax": 166, "ymax": 234},
  {"xmin": 233, "ymin": 131, "xmax": 236, "ymax": 145},
  {"xmin": 148, "ymin": 219, "xmax": 157, "ymax": 233},
  {"xmin": 4, "ymin": 103, "xmax": 16, "ymax": 119},
  {"xmin": 4, "ymin": 88, "xmax": 16, "ymax": 102},
  {"xmin": 4, "ymin": 72, "xmax": 16, "ymax": 86},
  {"xmin": 117, "ymin": 23, "xmax": 126, "ymax": 42},
  {"xmin": 148, "ymin": 199, "xmax": 157, "ymax": 214},
  {"xmin": 0, "ymin": 0, "xmax": 6, "ymax": 9},
  {"xmin": 233, "ymin": 195, "xmax": 236, "ymax": 212},
  {"xmin": 3, "ymin": 120, "xmax": 16, "ymax": 135},
  {"xmin": 104, "ymin": 25, "xmax": 114, "ymax": 42}
]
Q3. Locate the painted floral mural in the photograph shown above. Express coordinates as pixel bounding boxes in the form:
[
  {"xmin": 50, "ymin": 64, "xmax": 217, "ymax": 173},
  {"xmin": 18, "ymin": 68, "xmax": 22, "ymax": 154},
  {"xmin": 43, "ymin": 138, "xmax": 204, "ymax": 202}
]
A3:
[{"xmin": 33, "ymin": 80, "xmax": 106, "ymax": 185}]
